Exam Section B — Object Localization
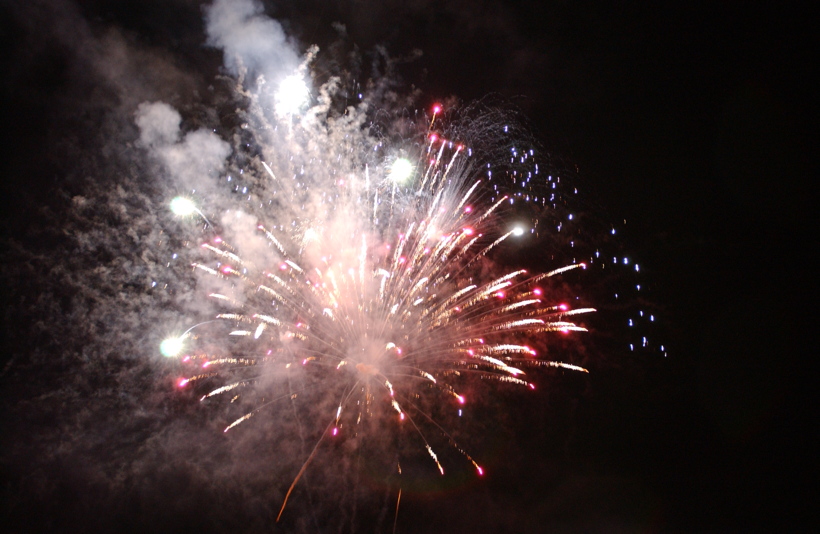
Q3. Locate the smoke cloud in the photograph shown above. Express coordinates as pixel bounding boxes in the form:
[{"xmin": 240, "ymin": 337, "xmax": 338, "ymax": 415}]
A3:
[
  {"xmin": 136, "ymin": 102, "xmax": 182, "ymax": 147},
  {"xmin": 205, "ymin": 0, "xmax": 300, "ymax": 86}
]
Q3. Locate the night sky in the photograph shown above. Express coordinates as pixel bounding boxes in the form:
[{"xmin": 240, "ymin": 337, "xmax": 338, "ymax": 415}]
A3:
[{"xmin": 1, "ymin": 1, "xmax": 815, "ymax": 532}]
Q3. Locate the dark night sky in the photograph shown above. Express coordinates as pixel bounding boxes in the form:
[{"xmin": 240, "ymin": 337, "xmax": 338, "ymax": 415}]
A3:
[{"xmin": 1, "ymin": 1, "xmax": 816, "ymax": 532}]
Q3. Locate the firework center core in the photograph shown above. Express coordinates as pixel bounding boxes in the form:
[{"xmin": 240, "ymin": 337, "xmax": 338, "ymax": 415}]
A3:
[
  {"xmin": 355, "ymin": 363, "xmax": 380, "ymax": 376},
  {"xmin": 350, "ymin": 338, "xmax": 395, "ymax": 377}
]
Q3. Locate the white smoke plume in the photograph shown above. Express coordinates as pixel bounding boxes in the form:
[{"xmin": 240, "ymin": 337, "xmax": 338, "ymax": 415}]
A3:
[
  {"xmin": 205, "ymin": 0, "xmax": 300, "ymax": 83},
  {"xmin": 136, "ymin": 101, "xmax": 231, "ymax": 193}
]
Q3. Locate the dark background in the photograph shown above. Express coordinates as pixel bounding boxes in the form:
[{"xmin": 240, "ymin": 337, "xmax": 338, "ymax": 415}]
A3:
[{"xmin": 1, "ymin": 1, "xmax": 816, "ymax": 532}]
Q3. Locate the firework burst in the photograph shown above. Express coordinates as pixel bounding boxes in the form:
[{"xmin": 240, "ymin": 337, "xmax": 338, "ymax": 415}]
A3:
[{"xmin": 161, "ymin": 88, "xmax": 595, "ymax": 518}]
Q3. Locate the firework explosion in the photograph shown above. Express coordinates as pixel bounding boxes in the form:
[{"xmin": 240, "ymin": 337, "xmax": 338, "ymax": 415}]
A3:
[
  {"xmin": 159, "ymin": 93, "xmax": 597, "ymax": 515},
  {"xmin": 122, "ymin": 1, "xmax": 668, "ymax": 524},
  {"xmin": 0, "ymin": 2, "xmax": 664, "ymax": 531}
]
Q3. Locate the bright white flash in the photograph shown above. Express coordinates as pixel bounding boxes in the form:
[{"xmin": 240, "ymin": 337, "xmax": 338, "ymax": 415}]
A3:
[
  {"xmin": 512, "ymin": 226, "xmax": 526, "ymax": 236},
  {"xmin": 160, "ymin": 337, "xmax": 184, "ymax": 357},
  {"xmin": 389, "ymin": 158, "xmax": 414, "ymax": 183},
  {"xmin": 275, "ymin": 74, "xmax": 310, "ymax": 116},
  {"xmin": 302, "ymin": 228, "xmax": 319, "ymax": 246},
  {"xmin": 170, "ymin": 197, "xmax": 197, "ymax": 216}
]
